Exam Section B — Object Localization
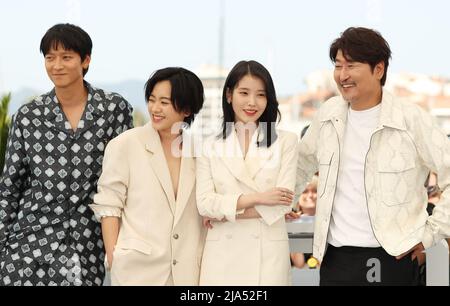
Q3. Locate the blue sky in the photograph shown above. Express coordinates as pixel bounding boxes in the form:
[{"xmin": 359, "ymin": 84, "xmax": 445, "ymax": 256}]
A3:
[{"xmin": 1, "ymin": 0, "xmax": 449, "ymax": 96}]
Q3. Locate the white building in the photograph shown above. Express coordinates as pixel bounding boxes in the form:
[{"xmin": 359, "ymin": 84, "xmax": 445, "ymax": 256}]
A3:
[{"xmin": 192, "ymin": 64, "xmax": 228, "ymax": 137}]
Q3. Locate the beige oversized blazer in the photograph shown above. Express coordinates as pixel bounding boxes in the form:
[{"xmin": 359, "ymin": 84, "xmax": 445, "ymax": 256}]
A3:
[
  {"xmin": 196, "ymin": 129, "xmax": 299, "ymax": 285},
  {"xmin": 90, "ymin": 123, "xmax": 205, "ymax": 286}
]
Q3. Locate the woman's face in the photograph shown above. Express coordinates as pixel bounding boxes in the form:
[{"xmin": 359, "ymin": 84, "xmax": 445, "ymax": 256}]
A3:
[
  {"xmin": 227, "ymin": 74, "xmax": 267, "ymax": 125},
  {"xmin": 147, "ymin": 80, "xmax": 188, "ymax": 134},
  {"xmin": 299, "ymin": 183, "xmax": 317, "ymax": 215}
]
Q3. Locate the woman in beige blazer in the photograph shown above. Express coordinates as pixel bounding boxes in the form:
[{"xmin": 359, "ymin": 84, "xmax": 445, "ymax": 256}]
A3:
[
  {"xmin": 90, "ymin": 67, "xmax": 206, "ymax": 285},
  {"xmin": 197, "ymin": 61, "xmax": 299, "ymax": 285}
]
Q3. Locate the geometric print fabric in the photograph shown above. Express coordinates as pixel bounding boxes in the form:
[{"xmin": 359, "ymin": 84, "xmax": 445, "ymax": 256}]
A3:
[{"xmin": 0, "ymin": 82, "xmax": 133, "ymax": 286}]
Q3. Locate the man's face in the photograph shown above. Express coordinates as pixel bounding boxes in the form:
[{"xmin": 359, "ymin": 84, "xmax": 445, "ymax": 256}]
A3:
[
  {"xmin": 333, "ymin": 49, "xmax": 384, "ymax": 109},
  {"xmin": 45, "ymin": 43, "xmax": 90, "ymax": 89}
]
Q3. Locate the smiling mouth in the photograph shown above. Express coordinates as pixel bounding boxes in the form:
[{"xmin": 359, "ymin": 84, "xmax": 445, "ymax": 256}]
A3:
[
  {"xmin": 244, "ymin": 110, "xmax": 257, "ymax": 116},
  {"xmin": 152, "ymin": 115, "xmax": 165, "ymax": 121},
  {"xmin": 341, "ymin": 84, "xmax": 356, "ymax": 88}
]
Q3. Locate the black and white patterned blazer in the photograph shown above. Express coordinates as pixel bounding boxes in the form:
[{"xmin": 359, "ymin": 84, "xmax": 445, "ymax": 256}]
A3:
[{"xmin": 0, "ymin": 82, "xmax": 133, "ymax": 286}]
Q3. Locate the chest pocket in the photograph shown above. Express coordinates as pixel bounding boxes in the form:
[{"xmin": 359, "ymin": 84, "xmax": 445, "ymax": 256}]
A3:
[
  {"xmin": 377, "ymin": 152, "xmax": 416, "ymax": 206},
  {"xmin": 318, "ymin": 151, "xmax": 334, "ymax": 198}
]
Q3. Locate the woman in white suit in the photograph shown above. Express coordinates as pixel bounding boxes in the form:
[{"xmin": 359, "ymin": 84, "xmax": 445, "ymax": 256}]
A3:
[
  {"xmin": 196, "ymin": 60, "xmax": 299, "ymax": 285},
  {"xmin": 90, "ymin": 67, "xmax": 206, "ymax": 285}
]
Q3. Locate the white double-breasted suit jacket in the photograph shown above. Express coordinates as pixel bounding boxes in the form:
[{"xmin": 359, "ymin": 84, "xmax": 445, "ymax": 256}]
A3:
[{"xmin": 196, "ymin": 128, "xmax": 299, "ymax": 285}]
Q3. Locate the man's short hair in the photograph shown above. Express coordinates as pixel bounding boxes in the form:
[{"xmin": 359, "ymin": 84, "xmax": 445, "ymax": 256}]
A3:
[
  {"xmin": 40, "ymin": 23, "xmax": 92, "ymax": 76},
  {"xmin": 329, "ymin": 27, "xmax": 392, "ymax": 86}
]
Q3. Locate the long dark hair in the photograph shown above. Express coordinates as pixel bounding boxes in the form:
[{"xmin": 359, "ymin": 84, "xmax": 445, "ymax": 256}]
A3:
[{"xmin": 220, "ymin": 60, "xmax": 281, "ymax": 148}]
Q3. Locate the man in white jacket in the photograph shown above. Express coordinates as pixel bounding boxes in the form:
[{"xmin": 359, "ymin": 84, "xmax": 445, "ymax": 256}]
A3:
[{"xmin": 295, "ymin": 27, "xmax": 450, "ymax": 286}]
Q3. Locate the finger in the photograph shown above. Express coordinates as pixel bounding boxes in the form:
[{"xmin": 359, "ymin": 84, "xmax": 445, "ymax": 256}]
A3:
[
  {"xmin": 398, "ymin": 248, "xmax": 415, "ymax": 260},
  {"xmin": 279, "ymin": 194, "xmax": 294, "ymax": 201},
  {"xmin": 290, "ymin": 212, "xmax": 301, "ymax": 220},
  {"xmin": 412, "ymin": 249, "xmax": 422, "ymax": 260},
  {"xmin": 287, "ymin": 212, "xmax": 298, "ymax": 219},
  {"xmin": 281, "ymin": 197, "xmax": 294, "ymax": 203},
  {"xmin": 396, "ymin": 253, "xmax": 407, "ymax": 260},
  {"xmin": 278, "ymin": 188, "xmax": 294, "ymax": 195}
]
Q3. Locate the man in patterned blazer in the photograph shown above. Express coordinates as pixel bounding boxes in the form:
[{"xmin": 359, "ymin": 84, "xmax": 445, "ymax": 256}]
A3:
[
  {"xmin": 0, "ymin": 23, "xmax": 133, "ymax": 286},
  {"xmin": 295, "ymin": 27, "xmax": 450, "ymax": 286}
]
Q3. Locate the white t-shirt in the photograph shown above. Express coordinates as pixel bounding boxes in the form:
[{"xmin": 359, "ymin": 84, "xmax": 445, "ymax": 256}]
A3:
[{"xmin": 327, "ymin": 103, "xmax": 382, "ymax": 248}]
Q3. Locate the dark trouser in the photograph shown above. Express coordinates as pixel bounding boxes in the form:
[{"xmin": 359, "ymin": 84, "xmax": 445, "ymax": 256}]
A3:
[{"xmin": 320, "ymin": 244, "xmax": 421, "ymax": 286}]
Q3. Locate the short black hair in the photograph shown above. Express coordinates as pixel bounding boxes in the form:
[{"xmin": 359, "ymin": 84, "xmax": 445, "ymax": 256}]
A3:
[
  {"xmin": 40, "ymin": 23, "xmax": 92, "ymax": 76},
  {"xmin": 220, "ymin": 60, "xmax": 281, "ymax": 148},
  {"xmin": 329, "ymin": 27, "xmax": 392, "ymax": 86},
  {"xmin": 144, "ymin": 67, "xmax": 204, "ymax": 126}
]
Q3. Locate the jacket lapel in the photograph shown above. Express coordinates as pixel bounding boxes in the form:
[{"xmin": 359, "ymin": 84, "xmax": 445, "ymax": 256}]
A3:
[
  {"xmin": 378, "ymin": 91, "xmax": 407, "ymax": 131},
  {"xmin": 332, "ymin": 99, "xmax": 348, "ymax": 142},
  {"xmin": 173, "ymin": 154, "xmax": 196, "ymax": 226},
  {"xmin": 320, "ymin": 98, "xmax": 348, "ymax": 146},
  {"xmin": 215, "ymin": 129, "xmax": 261, "ymax": 192},
  {"xmin": 73, "ymin": 92, "xmax": 103, "ymax": 137},
  {"xmin": 246, "ymin": 131, "xmax": 274, "ymax": 179},
  {"xmin": 43, "ymin": 91, "xmax": 69, "ymax": 134},
  {"xmin": 43, "ymin": 83, "xmax": 102, "ymax": 136},
  {"xmin": 143, "ymin": 123, "xmax": 176, "ymax": 215}
]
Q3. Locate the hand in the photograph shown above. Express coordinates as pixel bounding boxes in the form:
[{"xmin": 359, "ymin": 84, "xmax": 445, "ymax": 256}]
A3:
[
  {"xmin": 202, "ymin": 217, "xmax": 224, "ymax": 229},
  {"xmin": 203, "ymin": 217, "xmax": 213, "ymax": 229},
  {"xmin": 285, "ymin": 210, "xmax": 302, "ymax": 220},
  {"xmin": 290, "ymin": 252, "xmax": 306, "ymax": 269},
  {"xmin": 258, "ymin": 187, "xmax": 294, "ymax": 206},
  {"xmin": 106, "ymin": 252, "xmax": 113, "ymax": 270},
  {"xmin": 237, "ymin": 208, "xmax": 261, "ymax": 220},
  {"xmin": 396, "ymin": 243, "xmax": 425, "ymax": 266}
]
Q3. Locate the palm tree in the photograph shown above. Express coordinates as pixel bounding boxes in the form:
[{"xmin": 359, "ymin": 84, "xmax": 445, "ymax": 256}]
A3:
[{"xmin": 0, "ymin": 93, "xmax": 11, "ymax": 172}]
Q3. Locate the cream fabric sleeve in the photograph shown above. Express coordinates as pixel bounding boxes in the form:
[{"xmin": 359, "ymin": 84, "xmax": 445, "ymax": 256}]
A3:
[
  {"xmin": 196, "ymin": 154, "xmax": 242, "ymax": 223},
  {"xmin": 255, "ymin": 132, "xmax": 299, "ymax": 226},
  {"xmin": 89, "ymin": 137, "xmax": 129, "ymax": 221}
]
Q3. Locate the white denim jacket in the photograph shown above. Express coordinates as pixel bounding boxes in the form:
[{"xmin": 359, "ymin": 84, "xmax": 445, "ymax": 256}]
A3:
[{"xmin": 295, "ymin": 91, "xmax": 450, "ymax": 262}]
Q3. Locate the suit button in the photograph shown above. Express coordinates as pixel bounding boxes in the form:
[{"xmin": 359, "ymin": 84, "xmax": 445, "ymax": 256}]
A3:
[
  {"xmin": 226, "ymin": 234, "xmax": 232, "ymax": 239},
  {"xmin": 173, "ymin": 234, "xmax": 179, "ymax": 240},
  {"xmin": 173, "ymin": 260, "xmax": 178, "ymax": 265}
]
